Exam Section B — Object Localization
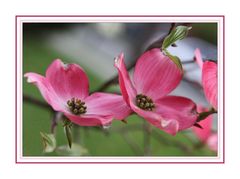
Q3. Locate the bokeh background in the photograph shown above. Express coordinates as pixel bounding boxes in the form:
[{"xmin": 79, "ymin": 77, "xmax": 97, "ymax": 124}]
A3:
[{"xmin": 23, "ymin": 23, "xmax": 218, "ymax": 156}]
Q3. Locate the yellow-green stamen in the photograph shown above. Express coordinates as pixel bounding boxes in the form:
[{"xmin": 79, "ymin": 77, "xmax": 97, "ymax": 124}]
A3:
[
  {"xmin": 67, "ymin": 97, "xmax": 87, "ymax": 115},
  {"xmin": 136, "ymin": 94, "xmax": 155, "ymax": 111}
]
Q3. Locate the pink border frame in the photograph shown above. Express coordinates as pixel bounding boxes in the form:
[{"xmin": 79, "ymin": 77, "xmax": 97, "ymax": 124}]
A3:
[{"xmin": 15, "ymin": 15, "xmax": 225, "ymax": 164}]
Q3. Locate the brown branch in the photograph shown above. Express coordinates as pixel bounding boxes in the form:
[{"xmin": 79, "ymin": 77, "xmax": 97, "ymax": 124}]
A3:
[
  {"xmin": 23, "ymin": 94, "xmax": 53, "ymax": 111},
  {"xmin": 182, "ymin": 60, "xmax": 195, "ymax": 64},
  {"xmin": 168, "ymin": 23, "xmax": 176, "ymax": 35}
]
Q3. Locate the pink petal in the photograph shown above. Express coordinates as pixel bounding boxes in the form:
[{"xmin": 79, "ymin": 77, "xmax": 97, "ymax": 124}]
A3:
[
  {"xmin": 207, "ymin": 133, "xmax": 218, "ymax": 152},
  {"xmin": 192, "ymin": 106, "xmax": 213, "ymax": 142},
  {"xmin": 84, "ymin": 92, "xmax": 132, "ymax": 120},
  {"xmin": 202, "ymin": 61, "xmax": 218, "ymax": 109},
  {"xmin": 64, "ymin": 112, "xmax": 112, "ymax": 126},
  {"xmin": 155, "ymin": 96, "xmax": 198, "ymax": 131},
  {"xmin": 114, "ymin": 53, "xmax": 137, "ymax": 105},
  {"xmin": 129, "ymin": 101, "xmax": 179, "ymax": 135},
  {"xmin": 46, "ymin": 59, "xmax": 89, "ymax": 101},
  {"xmin": 194, "ymin": 48, "xmax": 203, "ymax": 69},
  {"xmin": 24, "ymin": 72, "xmax": 65, "ymax": 111},
  {"xmin": 133, "ymin": 48, "xmax": 182, "ymax": 101},
  {"xmin": 195, "ymin": 49, "xmax": 218, "ymax": 110}
]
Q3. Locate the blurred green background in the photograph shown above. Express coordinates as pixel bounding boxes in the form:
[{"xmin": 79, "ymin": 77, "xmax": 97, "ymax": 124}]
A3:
[{"xmin": 23, "ymin": 23, "xmax": 217, "ymax": 156}]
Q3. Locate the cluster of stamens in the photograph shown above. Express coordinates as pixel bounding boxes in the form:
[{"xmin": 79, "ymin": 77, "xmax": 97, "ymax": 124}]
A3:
[
  {"xmin": 136, "ymin": 94, "xmax": 155, "ymax": 111},
  {"xmin": 67, "ymin": 97, "xmax": 87, "ymax": 115}
]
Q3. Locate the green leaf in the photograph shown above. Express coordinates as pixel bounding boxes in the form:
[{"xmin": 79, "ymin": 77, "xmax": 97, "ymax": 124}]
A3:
[
  {"xmin": 162, "ymin": 26, "xmax": 192, "ymax": 49},
  {"xmin": 56, "ymin": 143, "xmax": 89, "ymax": 156},
  {"xmin": 164, "ymin": 50, "xmax": 183, "ymax": 71},
  {"xmin": 40, "ymin": 132, "xmax": 56, "ymax": 153},
  {"xmin": 197, "ymin": 108, "xmax": 217, "ymax": 122}
]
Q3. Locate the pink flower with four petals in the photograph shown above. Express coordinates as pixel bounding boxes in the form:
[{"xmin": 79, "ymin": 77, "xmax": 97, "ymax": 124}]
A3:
[
  {"xmin": 25, "ymin": 59, "xmax": 132, "ymax": 126},
  {"xmin": 114, "ymin": 48, "xmax": 198, "ymax": 135},
  {"xmin": 195, "ymin": 48, "xmax": 218, "ymax": 110}
]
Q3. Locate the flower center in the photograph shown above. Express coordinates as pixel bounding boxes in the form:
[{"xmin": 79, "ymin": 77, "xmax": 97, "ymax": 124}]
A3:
[
  {"xmin": 136, "ymin": 94, "xmax": 155, "ymax": 111},
  {"xmin": 67, "ymin": 97, "xmax": 87, "ymax": 115}
]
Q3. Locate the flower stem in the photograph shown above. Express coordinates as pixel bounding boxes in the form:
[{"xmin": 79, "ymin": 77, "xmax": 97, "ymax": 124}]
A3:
[
  {"xmin": 197, "ymin": 107, "xmax": 217, "ymax": 122},
  {"xmin": 63, "ymin": 118, "xmax": 73, "ymax": 148}
]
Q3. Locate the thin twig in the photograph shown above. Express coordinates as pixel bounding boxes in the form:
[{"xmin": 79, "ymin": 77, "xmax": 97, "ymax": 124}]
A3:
[
  {"xmin": 182, "ymin": 60, "xmax": 195, "ymax": 64},
  {"xmin": 168, "ymin": 23, "xmax": 176, "ymax": 35},
  {"xmin": 23, "ymin": 94, "xmax": 53, "ymax": 111},
  {"xmin": 51, "ymin": 112, "xmax": 63, "ymax": 134}
]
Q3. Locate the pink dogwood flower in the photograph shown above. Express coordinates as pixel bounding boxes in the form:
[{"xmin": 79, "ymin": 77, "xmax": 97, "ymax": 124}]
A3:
[
  {"xmin": 25, "ymin": 59, "xmax": 131, "ymax": 126},
  {"xmin": 195, "ymin": 48, "xmax": 218, "ymax": 110},
  {"xmin": 114, "ymin": 48, "xmax": 198, "ymax": 135},
  {"xmin": 193, "ymin": 106, "xmax": 218, "ymax": 152}
]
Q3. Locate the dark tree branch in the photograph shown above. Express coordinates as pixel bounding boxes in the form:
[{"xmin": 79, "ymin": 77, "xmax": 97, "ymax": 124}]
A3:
[
  {"xmin": 182, "ymin": 60, "xmax": 195, "ymax": 64},
  {"xmin": 168, "ymin": 23, "xmax": 176, "ymax": 35},
  {"xmin": 23, "ymin": 95, "xmax": 53, "ymax": 111}
]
